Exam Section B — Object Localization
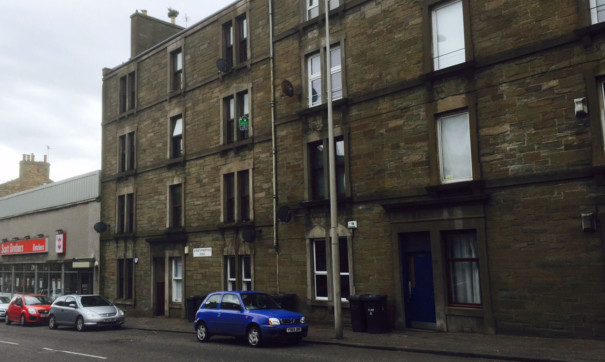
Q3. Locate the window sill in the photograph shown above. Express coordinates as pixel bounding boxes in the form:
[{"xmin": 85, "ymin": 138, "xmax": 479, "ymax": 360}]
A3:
[
  {"xmin": 297, "ymin": 98, "xmax": 349, "ymax": 117},
  {"xmin": 114, "ymin": 299, "xmax": 135, "ymax": 306},
  {"xmin": 426, "ymin": 180, "xmax": 484, "ymax": 197},
  {"xmin": 218, "ymin": 221, "xmax": 255, "ymax": 230},
  {"xmin": 422, "ymin": 61, "xmax": 475, "ymax": 82},
  {"xmin": 300, "ymin": 196, "xmax": 352, "ymax": 208},
  {"xmin": 220, "ymin": 138, "xmax": 253, "ymax": 153},
  {"xmin": 446, "ymin": 305, "xmax": 483, "ymax": 317},
  {"xmin": 113, "ymin": 232, "xmax": 136, "ymax": 239},
  {"xmin": 118, "ymin": 109, "xmax": 136, "ymax": 118},
  {"xmin": 168, "ymin": 89, "xmax": 184, "ymax": 99},
  {"xmin": 165, "ymin": 156, "xmax": 185, "ymax": 168},
  {"xmin": 307, "ymin": 299, "xmax": 350, "ymax": 309},
  {"xmin": 574, "ymin": 22, "xmax": 605, "ymax": 47},
  {"xmin": 116, "ymin": 169, "xmax": 136, "ymax": 179},
  {"xmin": 300, "ymin": 6, "xmax": 345, "ymax": 31}
]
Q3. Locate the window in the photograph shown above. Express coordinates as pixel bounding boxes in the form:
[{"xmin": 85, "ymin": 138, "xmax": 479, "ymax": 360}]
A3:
[
  {"xmin": 224, "ymin": 173, "xmax": 235, "ymax": 222},
  {"xmin": 444, "ymin": 230, "xmax": 481, "ymax": 306},
  {"xmin": 226, "ymin": 256, "xmax": 236, "ymax": 291},
  {"xmin": 431, "ymin": 0, "xmax": 465, "ymax": 70},
  {"xmin": 238, "ymin": 170, "xmax": 250, "ymax": 222},
  {"xmin": 312, "ymin": 238, "xmax": 349, "ymax": 301},
  {"xmin": 221, "ymin": 293, "xmax": 242, "ymax": 310},
  {"xmin": 308, "ymin": 137, "xmax": 346, "ymax": 200},
  {"xmin": 171, "ymin": 257, "xmax": 183, "ymax": 303},
  {"xmin": 307, "ymin": 0, "xmax": 319, "ymax": 20},
  {"xmin": 223, "ymin": 15, "xmax": 249, "ymax": 67},
  {"xmin": 225, "ymin": 255, "xmax": 252, "ymax": 291},
  {"xmin": 307, "ymin": 0, "xmax": 340, "ymax": 20},
  {"xmin": 119, "ymin": 71, "xmax": 136, "ymax": 113},
  {"xmin": 171, "ymin": 49, "xmax": 183, "ymax": 91},
  {"xmin": 117, "ymin": 258, "xmax": 133, "ymax": 299},
  {"xmin": 170, "ymin": 115, "xmax": 183, "ymax": 158},
  {"xmin": 241, "ymin": 255, "xmax": 252, "ymax": 291},
  {"xmin": 223, "ymin": 170, "xmax": 251, "ymax": 222},
  {"xmin": 437, "ymin": 111, "xmax": 472, "ymax": 183},
  {"xmin": 223, "ymin": 21, "xmax": 234, "ymax": 66},
  {"xmin": 119, "ymin": 131, "xmax": 135, "ymax": 172},
  {"xmin": 307, "ymin": 45, "xmax": 343, "ymax": 107},
  {"xmin": 308, "ymin": 54, "xmax": 322, "ymax": 107},
  {"xmin": 237, "ymin": 15, "xmax": 248, "ymax": 63},
  {"xmin": 169, "ymin": 184, "xmax": 183, "ymax": 228},
  {"xmin": 599, "ymin": 80, "xmax": 605, "ymax": 149},
  {"xmin": 117, "ymin": 193, "xmax": 134, "ymax": 233},
  {"xmin": 591, "ymin": 0, "xmax": 605, "ymax": 24},
  {"xmin": 223, "ymin": 90, "xmax": 250, "ymax": 144}
]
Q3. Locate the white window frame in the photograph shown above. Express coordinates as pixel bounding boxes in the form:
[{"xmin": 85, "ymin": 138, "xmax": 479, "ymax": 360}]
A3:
[
  {"xmin": 307, "ymin": 0, "xmax": 319, "ymax": 20},
  {"xmin": 171, "ymin": 257, "xmax": 182, "ymax": 303},
  {"xmin": 241, "ymin": 255, "xmax": 252, "ymax": 291},
  {"xmin": 437, "ymin": 111, "xmax": 472, "ymax": 183},
  {"xmin": 431, "ymin": 0, "xmax": 465, "ymax": 71},
  {"xmin": 330, "ymin": 46, "xmax": 343, "ymax": 101},
  {"xmin": 590, "ymin": 0, "xmax": 605, "ymax": 24},
  {"xmin": 308, "ymin": 53, "xmax": 322, "ymax": 107},
  {"xmin": 226, "ymin": 256, "xmax": 236, "ymax": 291},
  {"xmin": 313, "ymin": 240, "xmax": 328, "ymax": 301}
]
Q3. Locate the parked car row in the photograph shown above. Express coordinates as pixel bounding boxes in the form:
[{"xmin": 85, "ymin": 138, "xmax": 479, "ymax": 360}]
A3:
[
  {"xmin": 2, "ymin": 290, "xmax": 308, "ymax": 348},
  {"xmin": 1, "ymin": 294, "xmax": 124, "ymax": 331}
]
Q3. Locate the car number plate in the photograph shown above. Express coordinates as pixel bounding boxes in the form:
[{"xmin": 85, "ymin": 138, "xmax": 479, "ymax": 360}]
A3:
[
  {"xmin": 286, "ymin": 327, "xmax": 302, "ymax": 333},
  {"xmin": 106, "ymin": 318, "xmax": 116, "ymax": 322}
]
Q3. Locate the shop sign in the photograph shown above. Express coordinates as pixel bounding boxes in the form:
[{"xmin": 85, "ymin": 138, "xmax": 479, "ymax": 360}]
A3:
[
  {"xmin": 0, "ymin": 238, "xmax": 48, "ymax": 255},
  {"xmin": 193, "ymin": 247, "xmax": 212, "ymax": 257},
  {"xmin": 56, "ymin": 233, "xmax": 66, "ymax": 254}
]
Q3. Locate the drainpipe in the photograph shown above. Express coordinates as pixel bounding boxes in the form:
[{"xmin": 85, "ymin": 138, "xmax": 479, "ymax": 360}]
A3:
[{"xmin": 269, "ymin": 0, "xmax": 279, "ymax": 294}]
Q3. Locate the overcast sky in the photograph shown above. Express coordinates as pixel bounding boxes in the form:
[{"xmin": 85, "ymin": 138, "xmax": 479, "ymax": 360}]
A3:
[{"xmin": 0, "ymin": 0, "xmax": 235, "ymax": 184}]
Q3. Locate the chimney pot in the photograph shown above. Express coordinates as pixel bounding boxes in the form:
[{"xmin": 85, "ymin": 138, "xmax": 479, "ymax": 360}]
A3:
[
  {"xmin": 22, "ymin": 154, "xmax": 26, "ymax": 161},
  {"xmin": 31, "ymin": 153, "xmax": 35, "ymax": 161},
  {"xmin": 142, "ymin": 9, "xmax": 147, "ymax": 15},
  {"xmin": 44, "ymin": 155, "xmax": 47, "ymax": 163}
]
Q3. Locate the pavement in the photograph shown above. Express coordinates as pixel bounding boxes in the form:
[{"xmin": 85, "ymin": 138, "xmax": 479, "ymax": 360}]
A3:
[{"xmin": 123, "ymin": 316, "xmax": 605, "ymax": 361}]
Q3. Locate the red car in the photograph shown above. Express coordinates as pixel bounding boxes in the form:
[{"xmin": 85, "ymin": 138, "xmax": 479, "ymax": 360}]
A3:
[{"xmin": 5, "ymin": 294, "xmax": 52, "ymax": 326}]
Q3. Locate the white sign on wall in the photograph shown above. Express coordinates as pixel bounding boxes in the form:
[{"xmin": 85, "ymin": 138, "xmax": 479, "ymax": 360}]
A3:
[
  {"xmin": 193, "ymin": 247, "xmax": 212, "ymax": 257},
  {"xmin": 56, "ymin": 233, "xmax": 66, "ymax": 254}
]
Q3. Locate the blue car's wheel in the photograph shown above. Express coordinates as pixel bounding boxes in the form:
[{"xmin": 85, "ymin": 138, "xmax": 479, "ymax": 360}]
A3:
[
  {"xmin": 196, "ymin": 322, "xmax": 210, "ymax": 342},
  {"xmin": 247, "ymin": 325, "xmax": 263, "ymax": 347}
]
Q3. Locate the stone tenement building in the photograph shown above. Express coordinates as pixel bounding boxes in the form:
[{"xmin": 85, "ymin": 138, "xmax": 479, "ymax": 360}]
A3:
[
  {"xmin": 0, "ymin": 154, "xmax": 52, "ymax": 198},
  {"xmin": 100, "ymin": 0, "xmax": 605, "ymax": 338}
]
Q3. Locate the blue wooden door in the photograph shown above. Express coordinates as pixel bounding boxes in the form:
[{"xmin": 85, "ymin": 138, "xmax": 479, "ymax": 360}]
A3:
[{"xmin": 401, "ymin": 232, "xmax": 436, "ymax": 329}]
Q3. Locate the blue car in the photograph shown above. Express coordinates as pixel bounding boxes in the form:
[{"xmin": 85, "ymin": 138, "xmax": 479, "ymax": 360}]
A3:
[{"xmin": 193, "ymin": 291, "xmax": 308, "ymax": 347}]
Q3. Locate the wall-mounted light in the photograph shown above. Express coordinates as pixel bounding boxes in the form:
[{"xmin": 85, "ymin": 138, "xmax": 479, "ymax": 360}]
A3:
[
  {"xmin": 12, "ymin": 237, "xmax": 19, "ymax": 241},
  {"xmin": 1, "ymin": 238, "xmax": 7, "ymax": 242},
  {"xmin": 37, "ymin": 234, "xmax": 45, "ymax": 238},
  {"xmin": 23, "ymin": 235, "xmax": 30, "ymax": 240},
  {"xmin": 574, "ymin": 97, "xmax": 588, "ymax": 117},
  {"xmin": 56, "ymin": 229, "xmax": 64, "ymax": 234}
]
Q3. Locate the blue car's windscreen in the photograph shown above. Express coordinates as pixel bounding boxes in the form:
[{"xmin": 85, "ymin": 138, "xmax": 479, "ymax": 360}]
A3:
[{"xmin": 241, "ymin": 293, "xmax": 282, "ymax": 310}]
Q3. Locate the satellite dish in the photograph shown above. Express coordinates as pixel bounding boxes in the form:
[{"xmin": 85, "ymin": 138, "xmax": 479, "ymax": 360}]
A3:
[
  {"xmin": 93, "ymin": 222, "xmax": 108, "ymax": 233},
  {"xmin": 241, "ymin": 226, "xmax": 256, "ymax": 243},
  {"xmin": 216, "ymin": 59, "xmax": 232, "ymax": 73},
  {"xmin": 281, "ymin": 80, "xmax": 294, "ymax": 97},
  {"xmin": 277, "ymin": 205, "xmax": 292, "ymax": 223}
]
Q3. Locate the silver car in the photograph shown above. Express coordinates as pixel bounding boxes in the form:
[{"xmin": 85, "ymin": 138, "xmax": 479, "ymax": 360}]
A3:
[
  {"xmin": 48, "ymin": 295, "xmax": 125, "ymax": 331},
  {"xmin": 0, "ymin": 296, "xmax": 10, "ymax": 320}
]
